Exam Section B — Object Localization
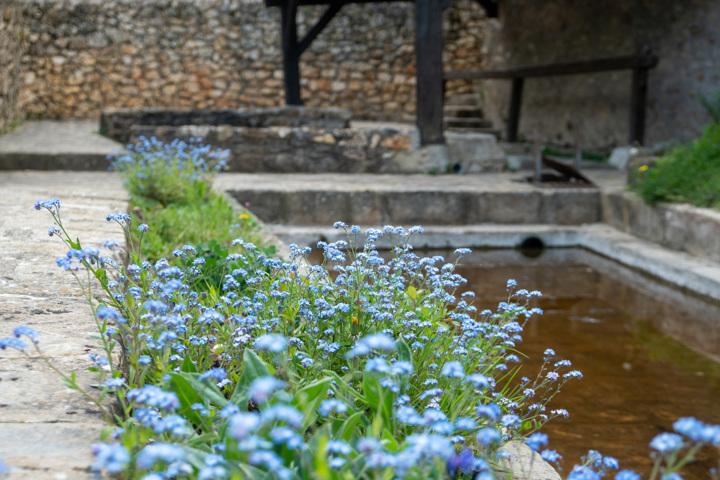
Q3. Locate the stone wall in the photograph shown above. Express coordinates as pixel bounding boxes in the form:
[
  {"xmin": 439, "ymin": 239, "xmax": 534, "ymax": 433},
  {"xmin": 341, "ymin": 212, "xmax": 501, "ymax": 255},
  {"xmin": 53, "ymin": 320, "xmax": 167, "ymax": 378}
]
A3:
[
  {"xmin": 100, "ymin": 106, "xmax": 505, "ymax": 173},
  {"xmin": 481, "ymin": 0, "xmax": 720, "ymax": 149},
  {"xmin": 0, "ymin": 5, "xmax": 25, "ymax": 134},
  {"xmin": 16, "ymin": 0, "xmax": 486, "ymax": 122}
]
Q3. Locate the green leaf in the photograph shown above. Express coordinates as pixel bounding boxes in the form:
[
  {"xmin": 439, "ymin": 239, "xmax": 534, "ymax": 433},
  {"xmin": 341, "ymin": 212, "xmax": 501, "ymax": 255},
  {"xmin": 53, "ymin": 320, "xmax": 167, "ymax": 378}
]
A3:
[
  {"xmin": 180, "ymin": 445, "xmax": 211, "ymax": 470},
  {"xmin": 396, "ymin": 338, "xmax": 412, "ymax": 394},
  {"xmin": 59, "ymin": 374, "xmax": 78, "ymax": 390},
  {"xmin": 99, "ymin": 426, "xmax": 115, "ymax": 442},
  {"xmin": 167, "ymin": 374, "xmax": 206, "ymax": 431},
  {"xmin": 181, "ymin": 355, "xmax": 198, "ymax": 373},
  {"xmin": 381, "ymin": 428, "xmax": 400, "ymax": 452},
  {"xmin": 321, "ymin": 370, "xmax": 366, "ymax": 404},
  {"xmin": 406, "ymin": 285, "xmax": 417, "ymax": 301},
  {"xmin": 337, "ymin": 411, "xmax": 365, "ymax": 442},
  {"xmin": 363, "ymin": 371, "xmax": 392, "ymax": 436},
  {"xmin": 94, "ymin": 267, "xmax": 109, "ymax": 288},
  {"xmin": 187, "ymin": 432, "xmax": 221, "ymax": 447},
  {"xmin": 313, "ymin": 435, "xmax": 332, "ymax": 480},
  {"xmin": 230, "ymin": 349, "xmax": 273, "ymax": 406},
  {"xmin": 293, "ymin": 378, "xmax": 332, "ymax": 430},
  {"xmin": 238, "ymin": 463, "xmax": 274, "ymax": 480},
  {"xmin": 175, "ymin": 372, "xmax": 229, "ymax": 408},
  {"xmin": 396, "ymin": 338, "xmax": 412, "ymax": 364}
]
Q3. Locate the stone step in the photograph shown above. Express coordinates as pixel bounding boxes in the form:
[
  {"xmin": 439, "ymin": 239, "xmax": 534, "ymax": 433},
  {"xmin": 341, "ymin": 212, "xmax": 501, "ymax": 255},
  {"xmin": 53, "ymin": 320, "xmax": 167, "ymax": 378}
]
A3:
[
  {"xmin": 443, "ymin": 105, "xmax": 485, "ymax": 119},
  {"xmin": 445, "ymin": 117, "xmax": 494, "ymax": 129},
  {"xmin": 0, "ymin": 152, "xmax": 113, "ymax": 170},
  {"xmin": 445, "ymin": 93, "xmax": 482, "ymax": 106},
  {"xmin": 446, "ymin": 126, "xmax": 502, "ymax": 138},
  {"xmin": 0, "ymin": 120, "xmax": 123, "ymax": 171}
]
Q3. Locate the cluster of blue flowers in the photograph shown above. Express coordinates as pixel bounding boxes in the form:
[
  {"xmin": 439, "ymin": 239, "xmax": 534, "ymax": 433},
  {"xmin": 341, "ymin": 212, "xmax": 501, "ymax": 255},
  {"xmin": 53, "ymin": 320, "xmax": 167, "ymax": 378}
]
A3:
[
  {"xmin": 28, "ymin": 199, "xmax": 720, "ymax": 480},
  {"xmin": 109, "ymin": 136, "xmax": 229, "ymax": 206},
  {"xmin": 29, "ymin": 203, "xmax": 584, "ymax": 479}
]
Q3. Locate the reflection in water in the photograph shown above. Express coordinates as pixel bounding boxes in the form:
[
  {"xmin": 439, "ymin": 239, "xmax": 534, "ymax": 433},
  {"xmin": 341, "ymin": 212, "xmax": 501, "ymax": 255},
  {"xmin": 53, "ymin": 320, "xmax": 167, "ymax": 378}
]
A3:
[{"xmin": 452, "ymin": 248, "xmax": 720, "ymax": 479}]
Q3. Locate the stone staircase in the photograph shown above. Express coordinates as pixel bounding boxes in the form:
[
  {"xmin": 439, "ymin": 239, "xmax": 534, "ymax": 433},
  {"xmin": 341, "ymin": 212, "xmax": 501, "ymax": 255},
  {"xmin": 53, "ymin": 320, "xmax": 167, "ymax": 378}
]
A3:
[{"xmin": 444, "ymin": 93, "xmax": 501, "ymax": 137}]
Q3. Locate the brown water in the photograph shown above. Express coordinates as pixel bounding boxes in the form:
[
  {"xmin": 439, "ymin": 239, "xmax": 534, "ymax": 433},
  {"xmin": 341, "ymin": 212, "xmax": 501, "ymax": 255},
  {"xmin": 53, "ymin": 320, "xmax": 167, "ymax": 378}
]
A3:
[{"xmin": 451, "ymin": 248, "xmax": 720, "ymax": 478}]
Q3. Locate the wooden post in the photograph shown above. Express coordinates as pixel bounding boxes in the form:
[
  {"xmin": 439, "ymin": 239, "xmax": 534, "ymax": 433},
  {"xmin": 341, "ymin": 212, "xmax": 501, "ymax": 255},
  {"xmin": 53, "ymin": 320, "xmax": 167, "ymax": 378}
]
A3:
[
  {"xmin": 415, "ymin": 0, "xmax": 447, "ymax": 145},
  {"xmin": 629, "ymin": 66, "xmax": 648, "ymax": 145},
  {"xmin": 534, "ymin": 139, "xmax": 543, "ymax": 183},
  {"xmin": 506, "ymin": 77, "xmax": 524, "ymax": 142},
  {"xmin": 280, "ymin": 1, "xmax": 301, "ymax": 105}
]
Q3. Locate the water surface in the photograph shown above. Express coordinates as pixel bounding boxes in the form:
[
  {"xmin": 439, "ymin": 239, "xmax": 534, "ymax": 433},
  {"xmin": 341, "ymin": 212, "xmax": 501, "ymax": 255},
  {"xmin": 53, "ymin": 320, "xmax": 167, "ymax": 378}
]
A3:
[{"xmin": 451, "ymin": 248, "xmax": 720, "ymax": 478}]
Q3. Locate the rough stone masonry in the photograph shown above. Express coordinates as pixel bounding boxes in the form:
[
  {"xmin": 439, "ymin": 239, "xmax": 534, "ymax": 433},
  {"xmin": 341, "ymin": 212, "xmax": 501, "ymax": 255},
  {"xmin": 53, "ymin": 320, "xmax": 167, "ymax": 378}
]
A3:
[{"xmin": 12, "ymin": 0, "xmax": 486, "ymax": 122}]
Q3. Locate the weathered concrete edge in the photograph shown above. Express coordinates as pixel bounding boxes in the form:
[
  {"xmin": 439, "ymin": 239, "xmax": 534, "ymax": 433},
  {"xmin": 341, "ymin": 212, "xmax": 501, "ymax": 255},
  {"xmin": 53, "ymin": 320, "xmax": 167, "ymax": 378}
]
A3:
[
  {"xmin": 0, "ymin": 153, "xmax": 113, "ymax": 171},
  {"xmin": 268, "ymin": 223, "xmax": 720, "ymax": 302},
  {"xmin": 603, "ymin": 189, "xmax": 720, "ymax": 264}
]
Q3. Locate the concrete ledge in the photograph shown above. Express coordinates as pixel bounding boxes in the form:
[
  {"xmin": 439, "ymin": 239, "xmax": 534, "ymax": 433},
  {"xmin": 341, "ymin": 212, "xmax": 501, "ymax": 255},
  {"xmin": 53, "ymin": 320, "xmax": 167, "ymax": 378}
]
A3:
[
  {"xmin": 0, "ymin": 153, "xmax": 112, "ymax": 171},
  {"xmin": 0, "ymin": 120, "xmax": 123, "ymax": 171},
  {"xmin": 226, "ymin": 185, "xmax": 601, "ymax": 226},
  {"xmin": 603, "ymin": 190, "xmax": 720, "ymax": 263}
]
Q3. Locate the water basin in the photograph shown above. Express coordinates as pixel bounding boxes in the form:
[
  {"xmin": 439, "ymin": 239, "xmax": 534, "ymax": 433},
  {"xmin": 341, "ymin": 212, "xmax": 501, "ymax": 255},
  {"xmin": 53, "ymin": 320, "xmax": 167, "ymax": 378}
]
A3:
[{"xmin": 450, "ymin": 247, "xmax": 720, "ymax": 478}]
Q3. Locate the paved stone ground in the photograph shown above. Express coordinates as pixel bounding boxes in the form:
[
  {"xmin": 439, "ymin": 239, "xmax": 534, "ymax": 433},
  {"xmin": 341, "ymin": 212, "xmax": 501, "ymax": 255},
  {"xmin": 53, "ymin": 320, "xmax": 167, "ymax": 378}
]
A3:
[
  {"xmin": 0, "ymin": 121, "xmax": 123, "ymax": 170},
  {"xmin": 0, "ymin": 171, "xmax": 127, "ymax": 479}
]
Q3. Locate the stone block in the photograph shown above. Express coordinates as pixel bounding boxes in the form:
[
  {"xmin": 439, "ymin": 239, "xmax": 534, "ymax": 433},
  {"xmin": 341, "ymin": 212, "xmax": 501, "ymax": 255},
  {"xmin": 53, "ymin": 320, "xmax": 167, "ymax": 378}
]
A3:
[
  {"xmin": 384, "ymin": 191, "xmax": 470, "ymax": 225},
  {"xmin": 661, "ymin": 204, "xmax": 689, "ymax": 251},
  {"xmin": 540, "ymin": 190, "xmax": 601, "ymax": 224},
  {"xmin": 445, "ymin": 133, "xmax": 506, "ymax": 172},
  {"xmin": 0, "ymin": 424, "xmax": 101, "ymax": 479},
  {"xmin": 601, "ymin": 191, "xmax": 628, "ymax": 231},
  {"xmin": 601, "ymin": 190, "xmax": 720, "ymax": 263},
  {"xmin": 228, "ymin": 189, "xmax": 287, "ymax": 224},
  {"xmin": 285, "ymin": 191, "xmax": 352, "ymax": 226},
  {"xmin": 684, "ymin": 209, "xmax": 720, "ymax": 261},
  {"xmin": 474, "ymin": 191, "xmax": 542, "ymax": 223},
  {"xmin": 348, "ymin": 190, "xmax": 385, "ymax": 225}
]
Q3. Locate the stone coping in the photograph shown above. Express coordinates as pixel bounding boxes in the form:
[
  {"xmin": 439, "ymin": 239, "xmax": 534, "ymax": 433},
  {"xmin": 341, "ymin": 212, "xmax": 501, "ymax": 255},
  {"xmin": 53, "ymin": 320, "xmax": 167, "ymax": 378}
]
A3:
[
  {"xmin": 100, "ymin": 107, "xmax": 353, "ymax": 144},
  {"xmin": 603, "ymin": 190, "xmax": 720, "ymax": 264}
]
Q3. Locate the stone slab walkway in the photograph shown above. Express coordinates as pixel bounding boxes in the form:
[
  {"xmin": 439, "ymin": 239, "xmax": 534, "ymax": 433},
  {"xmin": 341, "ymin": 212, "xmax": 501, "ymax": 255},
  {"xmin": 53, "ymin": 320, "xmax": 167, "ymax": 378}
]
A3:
[
  {"xmin": 0, "ymin": 171, "xmax": 127, "ymax": 479},
  {"xmin": 0, "ymin": 121, "xmax": 124, "ymax": 170}
]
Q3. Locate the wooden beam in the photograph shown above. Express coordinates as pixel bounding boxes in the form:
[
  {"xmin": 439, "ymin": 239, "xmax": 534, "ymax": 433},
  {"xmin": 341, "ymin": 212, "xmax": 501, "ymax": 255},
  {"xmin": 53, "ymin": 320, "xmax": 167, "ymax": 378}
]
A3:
[
  {"xmin": 280, "ymin": 0, "xmax": 302, "ymax": 105},
  {"xmin": 473, "ymin": 0, "xmax": 498, "ymax": 18},
  {"xmin": 445, "ymin": 53, "xmax": 659, "ymax": 80},
  {"xmin": 629, "ymin": 66, "xmax": 649, "ymax": 145},
  {"xmin": 298, "ymin": 3, "xmax": 345, "ymax": 56},
  {"xmin": 506, "ymin": 77, "xmax": 523, "ymax": 142},
  {"xmin": 415, "ymin": 0, "xmax": 447, "ymax": 145}
]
